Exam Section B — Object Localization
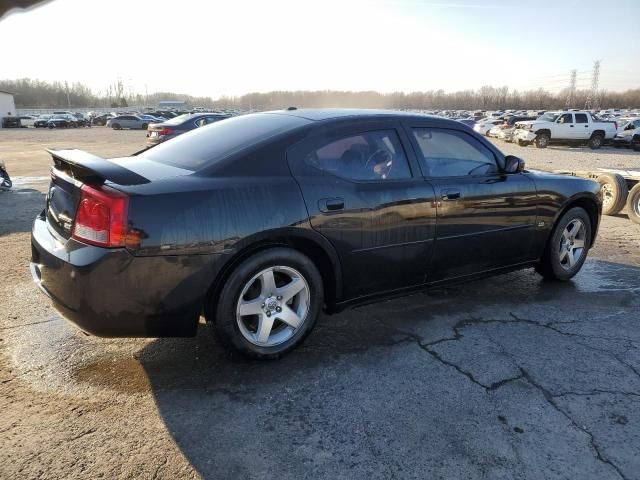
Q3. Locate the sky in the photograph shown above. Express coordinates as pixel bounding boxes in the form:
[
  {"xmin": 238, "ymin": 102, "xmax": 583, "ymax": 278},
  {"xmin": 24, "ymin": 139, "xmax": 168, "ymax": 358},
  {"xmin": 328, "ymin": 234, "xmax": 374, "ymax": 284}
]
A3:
[{"xmin": 0, "ymin": 0, "xmax": 638, "ymax": 99}]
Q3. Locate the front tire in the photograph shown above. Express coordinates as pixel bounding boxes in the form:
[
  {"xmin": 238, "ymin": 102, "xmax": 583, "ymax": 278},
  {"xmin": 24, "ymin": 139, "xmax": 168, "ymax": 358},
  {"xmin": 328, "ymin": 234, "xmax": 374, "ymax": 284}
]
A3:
[
  {"xmin": 535, "ymin": 133, "xmax": 550, "ymax": 148},
  {"xmin": 536, "ymin": 207, "xmax": 592, "ymax": 281},
  {"xmin": 212, "ymin": 248, "xmax": 324, "ymax": 359}
]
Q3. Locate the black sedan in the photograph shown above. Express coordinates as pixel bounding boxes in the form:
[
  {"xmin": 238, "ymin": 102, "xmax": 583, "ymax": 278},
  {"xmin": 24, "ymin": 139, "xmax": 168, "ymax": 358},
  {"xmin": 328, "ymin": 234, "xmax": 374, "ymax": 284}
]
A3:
[
  {"xmin": 146, "ymin": 112, "xmax": 230, "ymax": 145},
  {"xmin": 30, "ymin": 109, "xmax": 601, "ymax": 359},
  {"xmin": 47, "ymin": 115, "xmax": 76, "ymax": 128}
]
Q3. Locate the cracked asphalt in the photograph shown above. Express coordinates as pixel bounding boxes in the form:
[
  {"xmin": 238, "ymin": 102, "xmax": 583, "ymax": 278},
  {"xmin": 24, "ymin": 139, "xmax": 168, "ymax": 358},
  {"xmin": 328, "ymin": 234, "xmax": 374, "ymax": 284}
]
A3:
[{"xmin": 1, "ymin": 128, "xmax": 640, "ymax": 479}]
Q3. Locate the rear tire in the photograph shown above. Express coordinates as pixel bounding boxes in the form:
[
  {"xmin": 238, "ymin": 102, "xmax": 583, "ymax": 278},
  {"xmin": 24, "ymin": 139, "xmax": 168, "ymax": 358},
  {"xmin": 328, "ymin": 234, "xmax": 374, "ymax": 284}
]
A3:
[
  {"xmin": 536, "ymin": 207, "xmax": 592, "ymax": 281},
  {"xmin": 626, "ymin": 183, "xmax": 640, "ymax": 225},
  {"xmin": 588, "ymin": 133, "xmax": 604, "ymax": 150},
  {"xmin": 597, "ymin": 173, "xmax": 628, "ymax": 215},
  {"xmin": 141, "ymin": 123, "xmax": 148, "ymax": 130},
  {"xmin": 212, "ymin": 247, "xmax": 324, "ymax": 359},
  {"xmin": 112, "ymin": 123, "xmax": 121, "ymax": 130},
  {"xmin": 535, "ymin": 133, "xmax": 550, "ymax": 148}
]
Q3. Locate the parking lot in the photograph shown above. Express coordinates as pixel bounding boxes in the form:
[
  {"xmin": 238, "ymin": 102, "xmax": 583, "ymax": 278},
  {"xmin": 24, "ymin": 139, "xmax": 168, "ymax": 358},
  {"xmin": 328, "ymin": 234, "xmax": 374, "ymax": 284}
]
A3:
[{"xmin": 1, "ymin": 126, "xmax": 640, "ymax": 479}]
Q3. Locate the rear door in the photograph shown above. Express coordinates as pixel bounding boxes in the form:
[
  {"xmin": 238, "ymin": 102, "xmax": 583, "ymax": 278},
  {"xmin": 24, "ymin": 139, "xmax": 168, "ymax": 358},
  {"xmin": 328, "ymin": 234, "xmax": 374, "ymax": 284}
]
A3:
[
  {"xmin": 288, "ymin": 120, "xmax": 437, "ymax": 299},
  {"xmin": 405, "ymin": 124, "xmax": 538, "ymax": 281},
  {"xmin": 574, "ymin": 113, "xmax": 591, "ymax": 139}
]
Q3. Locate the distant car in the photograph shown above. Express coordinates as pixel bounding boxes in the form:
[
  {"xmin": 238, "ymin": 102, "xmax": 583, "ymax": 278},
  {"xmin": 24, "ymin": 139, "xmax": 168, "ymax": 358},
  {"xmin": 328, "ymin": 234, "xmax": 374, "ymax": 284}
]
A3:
[
  {"xmin": 91, "ymin": 114, "xmax": 113, "ymax": 126},
  {"xmin": 1, "ymin": 116, "xmax": 21, "ymax": 128},
  {"xmin": 19, "ymin": 115, "xmax": 38, "ymax": 127},
  {"xmin": 612, "ymin": 117, "xmax": 640, "ymax": 148},
  {"xmin": 107, "ymin": 115, "xmax": 149, "ymax": 130},
  {"xmin": 47, "ymin": 115, "xmax": 76, "ymax": 128},
  {"xmin": 473, "ymin": 118, "xmax": 503, "ymax": 136},
  {"xmin": 138, "ymin": 114, "xmax": 164, "ymax": 123},
  {"xmin": 72, "ymin": 113, "xmax": 91, "ymax": 127},
  {"xmin": 34, "ymin": 115, "xmax": 53, "ymax": 128},
  {"xmin": 492, "ymin": 116, "xmax": 537, "ymax": 142},
  {"xmin": 146, "ymin": 113, "xmax": 230, "ymax": 145}
]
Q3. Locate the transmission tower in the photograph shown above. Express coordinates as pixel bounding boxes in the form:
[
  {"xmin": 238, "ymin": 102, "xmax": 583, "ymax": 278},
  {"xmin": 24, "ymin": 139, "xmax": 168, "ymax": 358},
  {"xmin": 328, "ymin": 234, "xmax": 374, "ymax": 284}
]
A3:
[
  {"xmin": 584, "ymin": 60, "xmax": 601, "ymax": 111},
  {"xmin": 565, "ymin": 69, "xmax": 577, "ymax": 108}
]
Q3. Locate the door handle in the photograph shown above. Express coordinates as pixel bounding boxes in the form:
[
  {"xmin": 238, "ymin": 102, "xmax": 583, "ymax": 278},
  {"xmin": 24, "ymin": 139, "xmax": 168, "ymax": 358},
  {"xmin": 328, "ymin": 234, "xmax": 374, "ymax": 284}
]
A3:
[
  {"xmin": 441, "ymin": 189, "xmax": 461, "ymax": 201},
  {"xmin": 318, "ymin": 197, "xmax": 344, "ymax": 212},
  {"xmin": 570, "ymin": 125, "xmax": 574, "ymax": 127}
]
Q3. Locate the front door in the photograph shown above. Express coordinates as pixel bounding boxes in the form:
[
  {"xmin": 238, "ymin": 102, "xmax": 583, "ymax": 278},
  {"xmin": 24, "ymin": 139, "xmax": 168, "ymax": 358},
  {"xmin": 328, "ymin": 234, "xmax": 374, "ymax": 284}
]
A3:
[
  {"xmin": 556, "ymin": 113, "xmax": 577, "ymax": 139},
  {"xmin": 406, "ymin": 125, "xmax": 539, "ymax": 281},
  {"xmin": 288, "ymin": 122, "xmax": 437, "ymax": 299}
]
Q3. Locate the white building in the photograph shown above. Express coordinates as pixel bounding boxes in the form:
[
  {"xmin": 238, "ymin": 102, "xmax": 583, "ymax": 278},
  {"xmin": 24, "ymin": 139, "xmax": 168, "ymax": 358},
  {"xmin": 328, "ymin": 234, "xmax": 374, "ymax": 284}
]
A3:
[{"xmin": 0, "ymin": 90, "xmax": 17, "ymax": 128}]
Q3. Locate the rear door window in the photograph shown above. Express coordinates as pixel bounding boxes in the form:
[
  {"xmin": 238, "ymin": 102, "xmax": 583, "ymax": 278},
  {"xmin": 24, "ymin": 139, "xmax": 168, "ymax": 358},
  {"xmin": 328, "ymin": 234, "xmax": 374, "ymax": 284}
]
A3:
[
  {"xmin": 575, "ymin": 113, "xmax": 588, "ymax": 123},
  {"xmin": 305, "ymin": 130, "xmax": 411, "ymax": 181}
]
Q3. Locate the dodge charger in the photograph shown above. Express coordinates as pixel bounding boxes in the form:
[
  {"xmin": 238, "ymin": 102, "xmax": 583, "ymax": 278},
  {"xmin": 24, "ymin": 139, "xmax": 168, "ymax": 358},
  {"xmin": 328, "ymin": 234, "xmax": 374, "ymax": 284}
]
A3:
[{"xmin": 30, "ymin": 109, "xmax": 601, "ymax": 358}]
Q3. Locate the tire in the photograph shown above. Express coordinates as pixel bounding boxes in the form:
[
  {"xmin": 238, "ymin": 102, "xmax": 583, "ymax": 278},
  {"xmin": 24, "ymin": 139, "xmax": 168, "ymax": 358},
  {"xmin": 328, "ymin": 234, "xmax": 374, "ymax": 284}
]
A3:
[
  {"xmin": 141, "ymin": 123, "xmax": 148, "ymax": 130},
  {"xmin": 536, "ymin": 207, "xmax": 592, "ymax": 281},
  {"xmin": 632, "ymin": 137, "xmax": 640, "ymax": 152},
  {"xmin": 626, "ymin": 183, "xmax": 640, "ymax": 225},
  {"xmin": 212, "ymin": 247, "xmax": 324, "ymax": 359},
  {"xmin": 112, "ymin": 123, "xmax": 121, "ymax": 130},
  {"xmin": 588, "ymin": 133, "xmax": 604, "ymax": 150},
  {"xmin": 597, "ymin": 173, "xmax": 628, "ymax": 215},
  {"xmin": 535, "ymin": 133, "xmax": 550, "ymax": 148},
  {"xmin": 517, "ymin": 139, "xmax": 528, "ymax": 147}
]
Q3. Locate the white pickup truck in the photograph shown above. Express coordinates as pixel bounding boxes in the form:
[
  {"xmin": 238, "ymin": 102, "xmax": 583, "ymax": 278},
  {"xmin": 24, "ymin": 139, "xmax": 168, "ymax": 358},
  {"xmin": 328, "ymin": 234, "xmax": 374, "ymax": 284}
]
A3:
[{"xmin": 513, "ymin": 111, "xmax": 617, "ymax": 149}]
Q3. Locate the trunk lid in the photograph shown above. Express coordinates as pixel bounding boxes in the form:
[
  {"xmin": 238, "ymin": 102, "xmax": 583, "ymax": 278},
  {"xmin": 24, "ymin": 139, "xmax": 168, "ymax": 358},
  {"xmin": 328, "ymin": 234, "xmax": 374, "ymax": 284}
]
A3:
[{"xmin": 45, "ymin": 149, "xmax": 150, "ymax": 240}]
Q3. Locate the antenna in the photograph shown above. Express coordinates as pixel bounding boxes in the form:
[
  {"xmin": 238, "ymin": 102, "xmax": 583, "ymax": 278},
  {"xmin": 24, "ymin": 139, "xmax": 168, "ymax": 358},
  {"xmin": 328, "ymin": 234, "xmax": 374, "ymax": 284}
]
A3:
[
  {"xmin": 584, "ymin": 60, "xmax": 601, "ymax": 111},
  {"xmin": 565, "ymin": 69, "xmax": 577, "ymax": 108}
]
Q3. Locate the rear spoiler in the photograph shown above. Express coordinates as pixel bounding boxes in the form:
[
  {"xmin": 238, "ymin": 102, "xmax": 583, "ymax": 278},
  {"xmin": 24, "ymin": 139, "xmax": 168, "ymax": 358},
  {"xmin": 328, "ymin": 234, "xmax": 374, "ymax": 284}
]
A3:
[{"xmin": 47, "ymin": 149, "xmax": 150, "ymax": 186}]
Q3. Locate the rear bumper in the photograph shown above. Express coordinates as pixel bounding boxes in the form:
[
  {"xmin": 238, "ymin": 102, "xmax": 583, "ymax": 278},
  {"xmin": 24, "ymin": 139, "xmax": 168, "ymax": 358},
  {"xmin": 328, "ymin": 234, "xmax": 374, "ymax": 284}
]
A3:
[{"xmin": 30, "ymin": 214, "xmax": 218, "ymax": 337}]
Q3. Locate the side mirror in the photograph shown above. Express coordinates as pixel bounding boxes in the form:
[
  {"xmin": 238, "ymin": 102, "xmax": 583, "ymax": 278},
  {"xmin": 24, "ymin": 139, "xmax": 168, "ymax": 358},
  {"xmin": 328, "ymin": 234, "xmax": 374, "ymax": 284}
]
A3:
[{"xmin": 504, "ymin": 155, "xmax": 525, "ymax": 174}]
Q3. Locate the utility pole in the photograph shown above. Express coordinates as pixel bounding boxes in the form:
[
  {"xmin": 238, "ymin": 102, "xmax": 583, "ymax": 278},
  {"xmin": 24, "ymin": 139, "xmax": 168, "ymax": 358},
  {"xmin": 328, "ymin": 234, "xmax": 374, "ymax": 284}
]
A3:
[
  {"xmin": 584, "ymin": 60, "xmax": 601, "ymax": 111},
  {"xmin": 565, "ymin": 69, "xmax": 577, "ymax": 109}
]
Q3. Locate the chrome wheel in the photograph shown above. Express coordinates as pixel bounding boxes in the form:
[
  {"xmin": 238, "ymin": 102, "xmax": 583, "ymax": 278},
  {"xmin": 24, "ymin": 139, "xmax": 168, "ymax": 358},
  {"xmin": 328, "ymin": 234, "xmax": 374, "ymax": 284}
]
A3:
[
  {"xmin": 558, "ymin": 219, "xmax": 586, "ymax": 270},
  {"xmin": 236, "ymin": 266, "xmax": 310, "ymax": 347}
]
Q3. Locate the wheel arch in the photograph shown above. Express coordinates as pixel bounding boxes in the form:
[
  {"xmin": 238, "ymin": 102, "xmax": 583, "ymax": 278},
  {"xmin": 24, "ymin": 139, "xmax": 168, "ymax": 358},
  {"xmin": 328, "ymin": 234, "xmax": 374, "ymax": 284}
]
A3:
[
  {"xmin": 552, "ymin": 193, "xmax": 601, "ymax": 248},
  {"xmin": 203, "ymin": 228, "xmax": 343, "ymax": 323},
  {"xmin": 590, "ymin": 129, "xmax": 605, "ymax": 138},
  {"xmin": 534, "ymin": 128, "xmax": 551, "ymax": 137}
]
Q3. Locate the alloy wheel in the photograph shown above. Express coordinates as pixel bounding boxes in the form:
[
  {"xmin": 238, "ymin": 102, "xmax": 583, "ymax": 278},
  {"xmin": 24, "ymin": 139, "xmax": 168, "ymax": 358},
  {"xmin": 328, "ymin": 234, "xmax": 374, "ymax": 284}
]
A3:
[
  {"xmin": 236, "ymin": 266, "xmax": 310, "ymax": 347},
  {"xmin": 558, "ymin": 219, "xmax": 586, "ymax": 270}
]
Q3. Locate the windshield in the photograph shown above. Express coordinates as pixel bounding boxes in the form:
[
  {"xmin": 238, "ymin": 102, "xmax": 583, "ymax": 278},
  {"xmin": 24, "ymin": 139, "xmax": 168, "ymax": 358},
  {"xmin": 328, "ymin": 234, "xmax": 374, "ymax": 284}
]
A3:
[
  {"xmin": 538, "ymin": 113, "xmax": 558, "ymax": 122},
  {"xmin": 138, "ymin": 113, "xmax": 311, "ymax": 171}
]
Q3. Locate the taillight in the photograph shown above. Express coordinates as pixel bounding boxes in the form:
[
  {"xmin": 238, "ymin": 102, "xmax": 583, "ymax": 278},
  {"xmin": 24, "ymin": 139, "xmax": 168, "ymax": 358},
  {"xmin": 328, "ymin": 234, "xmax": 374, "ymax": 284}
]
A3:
[
  {"xmin": 72, "ymin": 184, "xmax": 130, "ymax": 248},
  {"xmin": 157, "ymin": 127, "xmax": 174, "ymax": 136}
]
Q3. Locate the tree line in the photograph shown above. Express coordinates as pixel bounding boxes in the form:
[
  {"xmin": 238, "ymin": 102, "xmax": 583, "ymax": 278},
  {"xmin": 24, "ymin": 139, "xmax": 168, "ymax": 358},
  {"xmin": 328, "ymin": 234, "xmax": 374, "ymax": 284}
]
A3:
[{"xmin": 2, "ymin": 78, "xmax": 639, "ymax": 111}]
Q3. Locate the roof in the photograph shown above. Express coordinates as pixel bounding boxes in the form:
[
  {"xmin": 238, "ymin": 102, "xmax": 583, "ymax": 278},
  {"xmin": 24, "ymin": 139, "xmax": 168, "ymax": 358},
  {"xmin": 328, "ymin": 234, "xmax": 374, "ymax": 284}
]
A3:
[
  {"xmin": 0, "ymin": 90, "xmax": 15, "ymax": 96},
  {"xmin": 268, "ymin": 108, "xmax": 439, "ymax": 122}
]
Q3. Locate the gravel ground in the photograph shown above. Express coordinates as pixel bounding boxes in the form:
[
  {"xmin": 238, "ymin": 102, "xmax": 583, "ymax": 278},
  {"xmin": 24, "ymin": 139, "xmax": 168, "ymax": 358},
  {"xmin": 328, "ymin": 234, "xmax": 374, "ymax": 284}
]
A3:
[{"xmin": 1, "ymin": 127, "xmax": 640, "ymax": 479}]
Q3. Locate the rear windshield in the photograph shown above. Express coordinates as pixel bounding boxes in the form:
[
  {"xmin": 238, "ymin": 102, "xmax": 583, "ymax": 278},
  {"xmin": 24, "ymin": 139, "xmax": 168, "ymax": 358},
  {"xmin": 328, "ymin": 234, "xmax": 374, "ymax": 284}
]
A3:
[
  {"xmin": 162, "ymin": 113, "xmax": 193, "ymax": 125},
  {"xmin": 138, "ymin": 113, "xmax": 311, "ymax": 171}
]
